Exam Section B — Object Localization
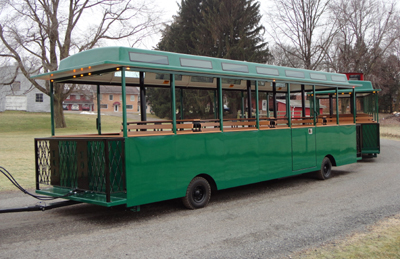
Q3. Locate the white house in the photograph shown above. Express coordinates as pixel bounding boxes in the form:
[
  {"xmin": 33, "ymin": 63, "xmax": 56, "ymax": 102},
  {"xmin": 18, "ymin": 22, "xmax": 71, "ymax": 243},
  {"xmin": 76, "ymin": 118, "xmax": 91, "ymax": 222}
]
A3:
[{"xmin": 0, "ymin": 66, "xmax": 50, "ymax": 112}]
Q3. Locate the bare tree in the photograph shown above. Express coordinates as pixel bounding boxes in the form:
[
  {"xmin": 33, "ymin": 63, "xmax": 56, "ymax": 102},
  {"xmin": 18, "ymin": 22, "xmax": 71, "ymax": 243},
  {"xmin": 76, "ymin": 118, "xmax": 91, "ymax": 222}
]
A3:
[
  {"xmin": 269, "ymin": 44, "xmax": 303, "ymax": 67},
  {"xmin": 267, "ymin": 0, "xmax": 337, "ymax": 70},
  {"xmin": 327, "ymin": 0, "xmax": 400, "ymax": 75},
  {"xmin": 0, "ymin": 0, "xmax": 160, "ymax": 128}
]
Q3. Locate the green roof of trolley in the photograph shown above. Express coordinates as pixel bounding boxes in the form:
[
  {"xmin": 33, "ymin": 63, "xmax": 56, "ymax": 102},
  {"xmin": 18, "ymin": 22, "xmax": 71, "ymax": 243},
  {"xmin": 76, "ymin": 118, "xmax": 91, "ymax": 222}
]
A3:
[{"xmin": 32, "ymin": 46, "xmax": 361, "ymax": 92}]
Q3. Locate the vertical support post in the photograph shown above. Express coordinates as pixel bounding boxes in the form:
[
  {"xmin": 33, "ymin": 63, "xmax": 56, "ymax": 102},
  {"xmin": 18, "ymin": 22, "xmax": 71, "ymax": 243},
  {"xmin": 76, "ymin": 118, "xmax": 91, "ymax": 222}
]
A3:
[
  {"xmin": 104, "ymin": 140, "xmax": 111, "ymax": 203},
  {"xmin": 375, "ymin": 92, "xmax": 379, "ymax": 122},
  {"xmin": 313, "ymin": 85, "xmax": 316, "ymax": 125},
  {"xmin": 273, "ymin": 82, "xmax": 277, "ymax": 118},
  {"xmin": 266, "ymin": 93, "xmax": 270, "ymax": 117},
  {"xmin": 35, "ymin": 139, "xmax": 39, "ymax": 190},
  {"xmin": 301, "ymin": 85, "xmax": 306, "ymax": 117},
  {"xmin": 97, "ymin": 84, "xmax": 101, "ymax": 135},
  {"xmin": 180, "ymin": 88, "xmax": 184, "ymax": 120},
  {"xmin": 121, "ymin": 67, "xmax": 128, "ymax": 138},
  {"xmin": 350, "ymin": 95, "xmax": 354, "ymax": 114},
  {"xmin": 170, "ymin": 74, "xmax": 176, "ymax": 134},
  {"xmin": 50, "ymin": 81, "xmax": 55, "ymax": 136},
  {"xmin": 255, "ymin": 81, "xmax": 259, "ymax": 129},
  {"xmin": 241, "ymin": 91, "xmax": 245, "ymax": 118},
  {"xmin": 336, "ymin": 88, "xmax": 339, "ymax": 124},
  {"xmin": 287, "ymin": 83, "xmax": 291, "ymax": 127},
  {"xmin": 140, "ymin": 72, "xmax": 146, "ymax": 122},
  {"xmin": 217, "ymin": 78, "xmax": 223, "ymax": 132},
  {"xmin": 329, "ymin": 94, "xmax": 333, "ymax": 116},
  {"xmin": 214, "ymin": 90, "xmax": 217, "ymax": 119},
  {"xmin": 352, "ymin": 87, "xmax": 356, "ymax": 123},
  {"xmin": 247, "ymin": 80, "xmax": 252, "ymax": 118}
]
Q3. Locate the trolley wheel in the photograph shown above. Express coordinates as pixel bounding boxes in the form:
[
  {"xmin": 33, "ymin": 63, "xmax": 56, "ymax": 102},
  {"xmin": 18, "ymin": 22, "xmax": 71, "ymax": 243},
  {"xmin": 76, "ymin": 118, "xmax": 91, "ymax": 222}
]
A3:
[
  {"xmin": 182, "ymin": 177, "xmax": 211, "ymax": 209},
  {"xmin": 316, "ymin": 157, "xmax": 332, "ymax": 180}
]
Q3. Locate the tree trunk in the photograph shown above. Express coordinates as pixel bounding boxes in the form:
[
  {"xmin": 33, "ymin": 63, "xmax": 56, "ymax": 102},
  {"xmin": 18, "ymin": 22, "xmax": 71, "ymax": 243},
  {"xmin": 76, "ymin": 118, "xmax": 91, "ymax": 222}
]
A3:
[
  {"xmin": 395, "ymin": 91, "xmax": 400, "ymax": 112},
  {"xmin": 341, "ymin": 98, "xmax": 349, "ymax": 114},
  {"xmin": 54, "ymin": 97, "xmax": 66, "ymax": 128}
]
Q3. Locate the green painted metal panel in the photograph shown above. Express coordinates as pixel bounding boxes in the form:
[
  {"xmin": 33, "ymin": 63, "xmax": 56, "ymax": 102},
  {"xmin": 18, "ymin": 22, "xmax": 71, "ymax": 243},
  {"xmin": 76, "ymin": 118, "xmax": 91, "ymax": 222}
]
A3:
[
  {"xmin": 58, "ymin": 47, "xmax": 123, "ymax": 70},
  {"xmin": 317, "ymin": 81, "xmax": 380, "ymax": 95},
  {"xmin": 292, "ymin": 127, "xmax": 316, "ymax": 171},
  {"xmin": 125, "ymin": 129, "xmax": 326, "ymax": 207},
  {"xmin": 315, "ymin": 125, "xmax": 357, "ymax": 166},
  {"xmin": 125, "ymin": 130, "xmax": 295, "ymax": 207},
  {"xmin": 35, "ymin": 124, "xmax": 359, "ymax": 208},
  {"xmin": 361, "ymin": 124, "xmax": 380, "ymax": 154},
  {"xmin": 38, "ymin": 126, "xmax": 358, "ymax": 208}
]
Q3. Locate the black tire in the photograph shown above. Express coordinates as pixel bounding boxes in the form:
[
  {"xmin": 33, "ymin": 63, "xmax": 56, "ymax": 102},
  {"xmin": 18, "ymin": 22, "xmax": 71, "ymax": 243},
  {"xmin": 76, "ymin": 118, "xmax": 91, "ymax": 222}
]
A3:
[
  {"xmin": 182, "ymin": 177, "xmax": 211, "ymax": 209},
  {"xmin": 316, "ymin": 157, "xmax": 332, "ymax": 180}
]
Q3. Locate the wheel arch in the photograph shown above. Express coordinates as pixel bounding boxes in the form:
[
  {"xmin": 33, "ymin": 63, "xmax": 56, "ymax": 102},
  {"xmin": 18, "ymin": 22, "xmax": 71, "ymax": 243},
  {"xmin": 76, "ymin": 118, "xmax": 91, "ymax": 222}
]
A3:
[
  {"xmin": 325, "ymin": 154, "xmax": 337, "ymax": 166},
  {"xmin": 196, "ymin": 174, "xmax": 218, "ymax": 192}
]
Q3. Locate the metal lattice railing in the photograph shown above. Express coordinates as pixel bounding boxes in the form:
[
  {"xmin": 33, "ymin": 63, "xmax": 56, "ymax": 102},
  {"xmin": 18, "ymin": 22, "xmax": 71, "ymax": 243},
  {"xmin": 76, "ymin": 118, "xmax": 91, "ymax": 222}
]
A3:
[{"xmin": 35, "ymin": 138, "xmax": 126, "ymax": 201}]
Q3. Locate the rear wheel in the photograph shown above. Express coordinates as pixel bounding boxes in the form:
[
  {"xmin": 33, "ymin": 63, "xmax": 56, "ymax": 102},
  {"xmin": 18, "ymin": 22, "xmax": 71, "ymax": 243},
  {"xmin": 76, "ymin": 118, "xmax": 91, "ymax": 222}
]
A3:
[
  {"xmin": 182, "ymin": 177, "xmax": 211, "ymax": 209},
  {"xmin": 316, "ymin": 157, "xmax": 332, "ymax": 180}
]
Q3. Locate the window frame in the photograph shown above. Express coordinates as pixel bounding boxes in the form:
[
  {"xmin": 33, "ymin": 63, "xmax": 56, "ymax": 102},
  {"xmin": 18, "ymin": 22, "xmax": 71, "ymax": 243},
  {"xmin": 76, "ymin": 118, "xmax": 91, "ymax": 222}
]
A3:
[{"xmin": 35, "ymin": 93, "xmax": 43, "ymax": 102}]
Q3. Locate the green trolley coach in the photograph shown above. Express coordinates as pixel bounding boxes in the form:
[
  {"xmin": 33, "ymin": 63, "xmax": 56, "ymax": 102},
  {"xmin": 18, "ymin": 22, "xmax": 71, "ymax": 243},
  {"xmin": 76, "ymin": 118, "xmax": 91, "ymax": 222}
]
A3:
[
  {"xmin": 32, "ymin": 47, "xmax": 373, "ymax": 210},
  {"xmin": 313, "ymin": 77, "xmax": 380, "ymax": 159}
]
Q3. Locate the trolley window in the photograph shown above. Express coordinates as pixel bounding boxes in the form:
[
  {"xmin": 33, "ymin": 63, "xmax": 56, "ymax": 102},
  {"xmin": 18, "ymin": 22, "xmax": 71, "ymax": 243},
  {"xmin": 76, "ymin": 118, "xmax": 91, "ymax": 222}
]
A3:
[
  {"xmin": 180, "ymin": 58, "xmax": 213, "ymax": 69},
  {"xmin": 285, "ymin": 70, "xmax": 305, "ymax": 78},
  {"xmin": 310, "ymin": 73, "xmax": 327, "ymax": 80},
  {"xmin": 331, "ymin": 75, "xmax": 347, "ymax": 82},
  {"xmin": 221, "ymin": 63, "xmax": 249, "ymax": 73},
  {"xmin": 256, "ymin": 67, "xmax": 279, "ymax": 76},
  {"xmin": 129, "ymin": 52, "xmax": 169, "ymax": 65}
]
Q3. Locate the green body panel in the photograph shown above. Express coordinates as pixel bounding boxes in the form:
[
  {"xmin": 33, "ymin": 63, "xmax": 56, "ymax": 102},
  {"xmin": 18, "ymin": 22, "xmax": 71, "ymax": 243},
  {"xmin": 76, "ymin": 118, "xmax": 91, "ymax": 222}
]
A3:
[
  {"xmin": 124, "ymin": 125, "xmax": 357, "ymax": 207},
  {"xmin": 315, "ymin": 125, "xmax": 357, "ymax": 166},
  {"xmin": 361, "ymin": 124, "xmax": 380, "ymax": 154},
  {"xmin": 292, "ymin": 128, "xmax": 316, "ymax": 171}
]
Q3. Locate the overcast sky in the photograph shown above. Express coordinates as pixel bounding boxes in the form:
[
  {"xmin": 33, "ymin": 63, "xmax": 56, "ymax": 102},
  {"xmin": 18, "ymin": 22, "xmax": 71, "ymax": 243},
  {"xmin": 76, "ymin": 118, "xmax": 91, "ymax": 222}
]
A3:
[{"xmin": 141, "ymin": 0, "xmax": 271, "ymax": 50}]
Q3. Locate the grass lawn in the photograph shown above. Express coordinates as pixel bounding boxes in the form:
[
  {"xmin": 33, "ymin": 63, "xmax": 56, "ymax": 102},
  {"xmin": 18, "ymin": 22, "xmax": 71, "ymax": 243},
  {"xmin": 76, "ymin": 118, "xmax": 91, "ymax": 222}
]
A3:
[
  {"xmin": 0, "ymin": 111, "xmax": 124, "ymax": 191},
  {"xmin": 295, "ymin": 215, "xmax": 400, "ymax": 259}
]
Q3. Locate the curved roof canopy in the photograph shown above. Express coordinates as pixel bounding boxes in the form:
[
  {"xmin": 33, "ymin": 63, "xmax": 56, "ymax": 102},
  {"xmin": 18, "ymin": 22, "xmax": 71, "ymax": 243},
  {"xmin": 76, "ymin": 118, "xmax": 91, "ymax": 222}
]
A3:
[
  {"xmin": 32, "ymin": 47, "xmax": 360, "ymax": 92},
  {"xmin": 314, "ymin": 81, "xmax": 380, "ymax": 97}
]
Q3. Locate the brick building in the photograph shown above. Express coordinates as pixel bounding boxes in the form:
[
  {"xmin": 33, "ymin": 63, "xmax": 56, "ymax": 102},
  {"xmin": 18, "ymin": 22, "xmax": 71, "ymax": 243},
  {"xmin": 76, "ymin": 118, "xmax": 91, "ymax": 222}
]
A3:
[
  {"xmin": 93, "ymin": 86, "xmax": 139, "ymax": 113},
  {"xmin": 63, "ymin": 91, "xmax": 93, "ymax": 111}
]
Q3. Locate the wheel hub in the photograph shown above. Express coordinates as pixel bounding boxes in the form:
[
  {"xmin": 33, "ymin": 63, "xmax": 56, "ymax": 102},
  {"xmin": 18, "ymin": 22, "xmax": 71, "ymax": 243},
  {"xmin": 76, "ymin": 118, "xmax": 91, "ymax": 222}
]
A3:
[{"xmin": 193, "ymin": 187, "xmax": 204, "ymax": 202}]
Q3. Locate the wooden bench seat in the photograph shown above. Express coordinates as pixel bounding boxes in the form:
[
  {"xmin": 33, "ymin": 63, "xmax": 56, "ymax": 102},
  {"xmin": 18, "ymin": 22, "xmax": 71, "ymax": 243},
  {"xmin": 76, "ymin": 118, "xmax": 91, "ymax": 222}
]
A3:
[
  {"xmin": 126, "ymin": 131, "xmax": 174, "ymax": 137},
  {"xmin": 356, "ymin": 118, "xmax": 375, "ymax": 123},
  {"xmin": 124, "ymin": 124, "xmax": 173, "ymax": 131},
  {"xmin": 291, "ymin": 119, "xmax": 314, "ymax": 125},
  {"xmin": 176, "ymin": 123, "xmax": 194, "ymax": 130},
  {"xmin": 201, "ymin": 122, "xmax": 220, "ymax": 127},
  {"xmin": 223, "ymin": 121, "xmax": 257, "ymax": 127}
]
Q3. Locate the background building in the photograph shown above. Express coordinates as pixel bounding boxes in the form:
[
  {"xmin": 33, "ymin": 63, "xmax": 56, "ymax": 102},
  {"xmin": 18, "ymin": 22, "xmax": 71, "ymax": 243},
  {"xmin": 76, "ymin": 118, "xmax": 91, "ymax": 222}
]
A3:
[
  {"xmin": 0, "ymin": 66, "xmax": 50, "ymax": 112},
  {"xmin": 93, "ymin": 86, "xmax": 139, "ymax": 113},
  {"xmin": 63, "ymin": 90, "xmax": 94, "ymax": 111}
]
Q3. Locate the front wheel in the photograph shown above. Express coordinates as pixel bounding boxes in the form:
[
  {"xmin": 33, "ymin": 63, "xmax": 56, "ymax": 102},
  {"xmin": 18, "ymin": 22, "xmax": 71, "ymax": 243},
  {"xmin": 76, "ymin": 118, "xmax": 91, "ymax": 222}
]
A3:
[
  {"xmin": 316, "ymin": 157, "xmax": 332, "ymax": 180},
  {"xmin": 182, "ymin": 177, "xmax": 211, "ymax": 209}
]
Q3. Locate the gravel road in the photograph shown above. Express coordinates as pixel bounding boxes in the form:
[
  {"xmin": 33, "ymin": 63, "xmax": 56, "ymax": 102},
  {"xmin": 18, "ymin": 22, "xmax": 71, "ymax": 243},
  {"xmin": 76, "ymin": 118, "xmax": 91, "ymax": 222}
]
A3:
[{"xmin": 1, "ymin": 138, "xmax": 399, "ymax": 259}]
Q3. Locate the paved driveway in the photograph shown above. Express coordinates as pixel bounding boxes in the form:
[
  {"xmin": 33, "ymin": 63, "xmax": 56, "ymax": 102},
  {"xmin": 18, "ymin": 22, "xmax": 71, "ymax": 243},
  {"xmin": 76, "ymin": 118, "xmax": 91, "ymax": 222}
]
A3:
[{"xmin": 0, "ymin": 138, "xmax": 399, "ymax": 258}]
